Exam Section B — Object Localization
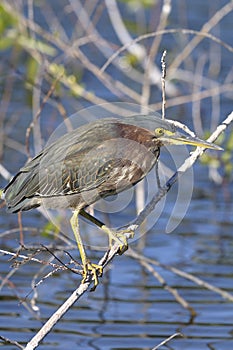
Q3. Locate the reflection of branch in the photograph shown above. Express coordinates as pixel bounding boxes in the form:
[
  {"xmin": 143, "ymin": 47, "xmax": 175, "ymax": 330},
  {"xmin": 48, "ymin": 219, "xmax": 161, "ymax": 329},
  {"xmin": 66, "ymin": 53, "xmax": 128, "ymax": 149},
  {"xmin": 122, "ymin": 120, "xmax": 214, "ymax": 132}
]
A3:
[
  {"xmin": 130, "ymin": 249, "xmax": 197, "ymax": 317},
  {"xmin": 23, "ymin": 111, "xmax": 233, "ymax": 349},
  {"xmin": 127, "ymin": 248, "xmax": 233, "ymax": 302}
]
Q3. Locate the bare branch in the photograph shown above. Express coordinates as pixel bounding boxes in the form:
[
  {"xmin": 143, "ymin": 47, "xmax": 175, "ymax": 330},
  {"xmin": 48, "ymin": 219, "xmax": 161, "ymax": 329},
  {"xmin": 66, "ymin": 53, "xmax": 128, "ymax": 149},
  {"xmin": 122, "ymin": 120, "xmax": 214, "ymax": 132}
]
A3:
[
  {"xmin": 161, "ymin": 50, "xmax": 167, "ymax": 119},
  {"xmin": 23, "ymin": 111, "xmax": 233, "ymax": 349},
  {"xmin": 0, "ymin": 335, "xmax": 24, "ymax": 349},
  {"xmin": 169, "ymin": 2, "xmax": 233, "ymax": 72},
  {"xmin": 151, "ymin": 332, "xmax": 183, "ymax": 350},
  {"xmin": 24, "ymin": 242, "xmax": 121, "ymax": 350},
  {"xmin": 100, "ymin": 29, "xmax": 233, "ymax": 74}
]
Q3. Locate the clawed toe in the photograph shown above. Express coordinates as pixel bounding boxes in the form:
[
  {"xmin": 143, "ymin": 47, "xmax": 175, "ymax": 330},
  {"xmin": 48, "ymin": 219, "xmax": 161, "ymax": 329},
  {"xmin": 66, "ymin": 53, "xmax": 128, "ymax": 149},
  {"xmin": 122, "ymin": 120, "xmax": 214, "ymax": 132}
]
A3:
[
  {"xmin": 82, "ymin": 262, "xmax": 103, "ymax": 291},
  {"xmin": 115, "ymin": 233, "xmax": 128, "ymax": 255},
  {"xmin": 115, "ymin": 229, "xmax": 134, "ymax": 254}
]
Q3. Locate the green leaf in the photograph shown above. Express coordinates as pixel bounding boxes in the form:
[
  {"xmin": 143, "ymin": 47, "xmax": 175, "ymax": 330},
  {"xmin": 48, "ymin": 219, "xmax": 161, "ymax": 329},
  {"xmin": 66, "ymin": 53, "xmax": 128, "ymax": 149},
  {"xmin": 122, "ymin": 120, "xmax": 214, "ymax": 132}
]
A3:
[
  {"xmin": 0, "ymin": 36, "xmax": 15, "ymax": 50},
  {"xmin": 26, "ymin": 57, "xmax": 39, "ymax": 85},
  {"xmin": 18, "ymin": 35, "xmax": 56, "ymax": 56},
  {"xmin": 0, "ymin": 4, "xmax": 18, "ymax": 36},
  {"xmin": 41, "ymin": 220, "xmax": 60, "ymax": 238},
  {"xmin": 119, "ymin": 0, "xmax": 155, "ymax": 9},
  {"xmin": 226, "ymin": 130, "xmax": 233, "ymax": 151}
]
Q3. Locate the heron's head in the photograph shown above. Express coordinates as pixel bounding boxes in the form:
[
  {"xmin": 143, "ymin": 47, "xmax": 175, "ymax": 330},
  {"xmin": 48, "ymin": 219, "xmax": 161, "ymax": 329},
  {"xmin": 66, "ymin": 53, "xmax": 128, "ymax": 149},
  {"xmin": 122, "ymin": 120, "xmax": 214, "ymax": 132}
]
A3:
[{"xmin": 153, "ymin": 125, "xmax": 222, "ymax": 150}]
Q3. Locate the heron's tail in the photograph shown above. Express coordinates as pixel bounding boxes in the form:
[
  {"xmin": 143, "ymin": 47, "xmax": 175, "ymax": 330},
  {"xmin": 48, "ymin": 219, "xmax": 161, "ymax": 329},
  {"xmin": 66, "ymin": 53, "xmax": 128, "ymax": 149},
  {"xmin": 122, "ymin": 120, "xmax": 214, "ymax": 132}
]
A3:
[{"xmin": 3, "ymin": 171, "xmax": 41, "ymax": 213}]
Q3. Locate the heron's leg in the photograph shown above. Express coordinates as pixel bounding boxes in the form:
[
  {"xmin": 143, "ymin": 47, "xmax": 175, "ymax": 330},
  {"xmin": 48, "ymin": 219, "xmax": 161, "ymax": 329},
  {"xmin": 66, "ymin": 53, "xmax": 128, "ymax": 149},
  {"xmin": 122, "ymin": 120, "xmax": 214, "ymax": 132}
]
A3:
[
  {"xmin": 80, "ymin": 209, "xmax": 134, "ymax": 254},
  {"xmin": 70, "ymin": 210, "xmax": 103, "ymax": 289}
]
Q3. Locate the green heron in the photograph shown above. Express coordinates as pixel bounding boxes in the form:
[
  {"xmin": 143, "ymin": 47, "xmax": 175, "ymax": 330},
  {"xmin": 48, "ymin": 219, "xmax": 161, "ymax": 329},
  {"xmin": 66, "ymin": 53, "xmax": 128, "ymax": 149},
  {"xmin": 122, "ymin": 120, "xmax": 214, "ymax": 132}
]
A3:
[{"xmin": 2, "ymin": 114, "xmax": 221, "ymax": 288}]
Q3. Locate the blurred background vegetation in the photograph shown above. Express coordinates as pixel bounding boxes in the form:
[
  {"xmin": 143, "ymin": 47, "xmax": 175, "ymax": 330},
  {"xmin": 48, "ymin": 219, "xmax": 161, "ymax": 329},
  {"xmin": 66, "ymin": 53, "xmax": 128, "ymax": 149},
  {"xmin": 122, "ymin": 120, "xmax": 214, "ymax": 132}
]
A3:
[
  {"xmin": 0, "ymin": 0, "xmax": 232, "ymax": 184},
  {"xmin": 0, "ymin": 1, "xmax": 233, "ymax": 349}
]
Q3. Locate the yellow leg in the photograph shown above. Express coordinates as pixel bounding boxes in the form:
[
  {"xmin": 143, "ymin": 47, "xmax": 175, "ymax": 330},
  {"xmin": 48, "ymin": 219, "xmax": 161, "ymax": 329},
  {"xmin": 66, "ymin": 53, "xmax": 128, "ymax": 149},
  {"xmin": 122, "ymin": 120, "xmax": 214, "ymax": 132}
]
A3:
[
  {"xmin": 70, "ymin": 210, "xmax": 103, "ymax": 290},
  {"xmin": 80, "ymin": 209, "xmax": 134, "ymax": 254}
]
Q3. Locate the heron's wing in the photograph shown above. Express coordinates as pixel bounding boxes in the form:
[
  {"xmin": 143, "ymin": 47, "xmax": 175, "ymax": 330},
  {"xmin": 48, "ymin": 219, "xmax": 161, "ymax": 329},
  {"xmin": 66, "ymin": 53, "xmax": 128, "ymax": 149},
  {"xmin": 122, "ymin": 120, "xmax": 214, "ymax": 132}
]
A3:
[{"xmin": 4, "ymin": 122, "xmax": 122, "ymax": 202}]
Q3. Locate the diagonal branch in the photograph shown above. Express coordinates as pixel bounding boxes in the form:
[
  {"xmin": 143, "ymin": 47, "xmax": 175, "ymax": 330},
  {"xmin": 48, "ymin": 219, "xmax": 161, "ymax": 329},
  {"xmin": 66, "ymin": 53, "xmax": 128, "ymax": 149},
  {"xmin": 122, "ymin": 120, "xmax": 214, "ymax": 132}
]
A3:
[
  {"xmin": 24, "ymin": 244, "xmax": 119, "ymax": 350},
  {"xmin": 23, "ymin": 111, "xmax": 233, "ymax": 350}
]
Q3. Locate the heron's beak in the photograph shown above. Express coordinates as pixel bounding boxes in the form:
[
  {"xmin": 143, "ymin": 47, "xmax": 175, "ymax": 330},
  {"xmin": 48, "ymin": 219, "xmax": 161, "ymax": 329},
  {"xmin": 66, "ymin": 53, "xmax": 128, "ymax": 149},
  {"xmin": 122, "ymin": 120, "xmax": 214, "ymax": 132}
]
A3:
[{"xmin": 162, "ymin": 131, "xmax": 223, "ymax": 150}]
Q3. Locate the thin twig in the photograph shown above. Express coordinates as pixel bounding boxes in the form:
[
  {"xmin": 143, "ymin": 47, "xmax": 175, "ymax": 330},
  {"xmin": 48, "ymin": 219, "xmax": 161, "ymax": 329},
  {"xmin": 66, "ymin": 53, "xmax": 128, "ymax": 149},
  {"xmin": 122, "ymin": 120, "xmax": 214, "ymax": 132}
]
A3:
[
  {"xmin": 141, "ymin": 0, "xmax": 173, "ymax": 109},
  {"xmin": 151, "ymin": 82, "xmax": 233, "ymax": 111},
  {"xmin": 166, "ymin": 119, "xmax": 196, "ymax": 137},
  {"xmin": 192, "ymin": 54, "xmax": 206, "ymax": 135},
  {"xmin": 169, "ymin": 1, "xmax": 233, "ymax": 72},
  {"xmin": 24, "ymin": 241, "xmax": 122, "ymax": 350},
  {"xmin": 18, "ymin": 212, "xmax": 24, "ymax": 246},
  {"xmin": 0, "ymin": 335, "xmax": 24, "ymax": 349},
  {"xmin": 100, "ymin": 29, "xmax": 233, "ymax": 74},
  {"xmin": 0, "ymin": 248, "xmax": 67, "ymax": 270},
  {"xmin": 151, "ymin": 332, "xmax": 183, "ymax": 350},
  {"xmin": 0, "ymin": 163, "xmax": 12, "ymax": 181},
  {"xmin": 25, "ymin": 73, "xmax": 63, "ymax": 157},
  {"xmin": 161, "ymin": 50, "xmax": 167, "ymax": 119}
]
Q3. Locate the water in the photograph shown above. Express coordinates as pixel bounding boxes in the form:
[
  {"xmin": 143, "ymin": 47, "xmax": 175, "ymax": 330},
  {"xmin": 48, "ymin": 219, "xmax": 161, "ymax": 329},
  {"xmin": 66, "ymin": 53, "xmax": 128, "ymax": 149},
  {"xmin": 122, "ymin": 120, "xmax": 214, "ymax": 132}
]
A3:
[
  {"xmin": 0, "ymin": 167, "xmax": 232, "ymax": 349},
  {"xmin": 0, "ymin": 1, "xmax": 233, "ymax": 349}
]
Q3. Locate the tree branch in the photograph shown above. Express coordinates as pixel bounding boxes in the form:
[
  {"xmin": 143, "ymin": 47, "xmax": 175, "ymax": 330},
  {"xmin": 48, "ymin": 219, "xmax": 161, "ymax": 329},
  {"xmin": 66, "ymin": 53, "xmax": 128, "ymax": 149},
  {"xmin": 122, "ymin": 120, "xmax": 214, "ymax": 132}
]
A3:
[
  {"xmin": 23, "ymin": 111, "xmax": 233, "ymax": 349},
  {"xmin": 24, "ymin": 243, "xmax": 120, "ymax": 350}
]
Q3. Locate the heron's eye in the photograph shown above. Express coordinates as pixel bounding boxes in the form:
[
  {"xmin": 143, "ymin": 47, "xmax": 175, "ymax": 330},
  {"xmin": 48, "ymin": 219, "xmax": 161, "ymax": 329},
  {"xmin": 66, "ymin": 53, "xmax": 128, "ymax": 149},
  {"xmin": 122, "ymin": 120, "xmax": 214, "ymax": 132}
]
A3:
[{"xmin": 154, "ymin": 128, "xmax": 165, "ymax": 137}]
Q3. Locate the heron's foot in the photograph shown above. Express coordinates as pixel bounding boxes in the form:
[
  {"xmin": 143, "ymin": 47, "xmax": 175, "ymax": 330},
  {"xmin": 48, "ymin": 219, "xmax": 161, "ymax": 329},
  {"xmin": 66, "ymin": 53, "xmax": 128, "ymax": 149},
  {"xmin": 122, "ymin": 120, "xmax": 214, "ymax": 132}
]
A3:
[
  {"xmin": 115, "ymin": 232, "xmax": 128, "ymax": 255},
  {"xmin": 117, "ymin": 228, "xmax": 135, "ymax": 239},
  {"xmin": 106, "ymin": 228, "xmax": 134, "ymax": 255},
  {"xmin": 82, "ymin": 262, "xmax": 103, "ymax": 291},
  {"xmin": 115, "ymin": 228, "xmax": 135, "ymax": 254}
]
